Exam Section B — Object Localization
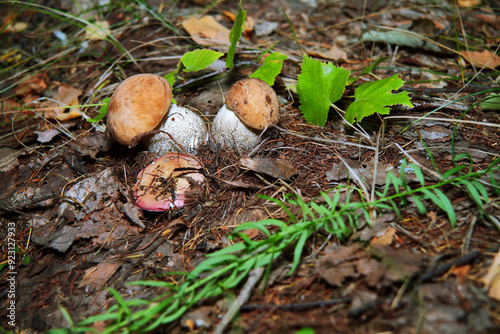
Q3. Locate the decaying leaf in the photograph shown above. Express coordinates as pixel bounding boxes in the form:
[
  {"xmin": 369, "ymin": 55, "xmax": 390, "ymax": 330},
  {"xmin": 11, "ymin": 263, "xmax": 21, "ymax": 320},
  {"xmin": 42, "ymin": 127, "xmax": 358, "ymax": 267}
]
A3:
[
  {"xmin": 34, "ymin": 128, "xmax": 60, "ymax": 143},
  {"xmin": 326, "ymin": 158, "xmax": 396, "ymax": 186},
  {"xmin": 79, "ymin": 259, "xmax": 122, "ymax": 293},
  {"xmin": 58, "ymin": 168, "xmax": 121, "ymax": 218},
  {"xmin": 240, "ymin": 156, "xmax": 298, "ymax": 180},
  {"xmin": 305, "ymin": 45, "xmax": 348, "ymax": 62},
  {"xmin": 85, "ymin": 20, "xmax": 110, "ymax": 40},
  {"xmin": 370, "ymin": 226, "xmax": 396, "ymax": 246},
  {"xmin": 181, "ymin": 16, "xmax": 231, "ymax": 46},
  {"xmin": 461, "ymin": 50, "xmax": 500, "ymax": 70},
  {"xmin": 482, "ymin": 248, "xmax": 500, "ymax": 301},
  {"xmin": 318, "ymin": 244, "xmax": 432, "ymax": 288}
]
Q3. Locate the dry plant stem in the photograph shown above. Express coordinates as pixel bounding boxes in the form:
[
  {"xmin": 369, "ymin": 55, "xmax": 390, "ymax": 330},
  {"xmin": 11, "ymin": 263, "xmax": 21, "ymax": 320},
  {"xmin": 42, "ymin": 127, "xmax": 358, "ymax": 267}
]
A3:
[
  {"xmin": 371, "ymin": 131, "xmax": 381, "ymax": 203},
  {"xmin": 336, "ymin": 154, "xmax": 370, "ymax": 200},
  {"xmin": 9, "ymin": 1, "xmax": 140, "ymax": 69},
  {"xmin": 94, "ymin": 36, "xmax": 185, "ymax": 91},
  {"xmin": 394, "ymin": 143, "xmax": 443, "ymax": 182},
  {"xmin": 274, "ymin": 125, "xmax": 375, "ymax": 150},
  {"xmin": 461, "ymin": 215, "xmax": 476, "ymax": 254},
  {"xmin": 1, "ymin": 47, "xmax": 76, "ymax": 91},
  {"xmin": 384, "ymin": 115, "xmax": 500, "ymax": 129},
  {"xmin": 214, "ymin": 266, "xmax": 265, "ymax": 334},
  {"xmin": 241, "ymin": 297, "xmax": 351, "ymax": 311},
  {"xmin": 332, "ymin": 103, "xmax": 374, "ymax": 146}
]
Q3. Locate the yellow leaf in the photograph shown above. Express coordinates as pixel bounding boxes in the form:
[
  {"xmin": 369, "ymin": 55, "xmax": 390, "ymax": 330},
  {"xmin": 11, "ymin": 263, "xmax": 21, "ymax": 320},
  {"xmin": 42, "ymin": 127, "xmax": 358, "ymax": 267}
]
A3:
[{"xmin": 85, "ymin": 20, "xmax": 110, "ymax": 40}]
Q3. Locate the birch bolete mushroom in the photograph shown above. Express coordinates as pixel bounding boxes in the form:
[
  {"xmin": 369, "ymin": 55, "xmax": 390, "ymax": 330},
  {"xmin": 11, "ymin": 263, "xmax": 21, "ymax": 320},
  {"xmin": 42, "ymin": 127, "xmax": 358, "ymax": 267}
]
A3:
[
  {"xmin": 107, "ymin": 73, "xmax": 207, "ymax": 154},
  {"xmin": 211, "ymin": 78, "xmax": 280, "ymax": 150}
]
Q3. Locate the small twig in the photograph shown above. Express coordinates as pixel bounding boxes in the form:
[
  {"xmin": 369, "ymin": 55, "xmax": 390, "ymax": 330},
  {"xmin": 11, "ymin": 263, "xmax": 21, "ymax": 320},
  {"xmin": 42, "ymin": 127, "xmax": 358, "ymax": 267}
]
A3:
[
  {"xmin": 241, "ymin": 297, "xmax": 351, "ymax": 311},
  {"xmin": 274, "ymin": 125, "xmax": 375, "ymax": 150},
  {"xmin": 214, "ymin": 266, "xmax": 265, "ymax": 334},
  {"xmin": 419, "ymin": 249, "xmax": 482, "ymax": 282},
  {"xmin": 336, "ymin": 154, "xmax": 370, "ymax": 201},
  {"xmin": 394, "ymin": 143, "xmax": 443, "ymax": 182}
]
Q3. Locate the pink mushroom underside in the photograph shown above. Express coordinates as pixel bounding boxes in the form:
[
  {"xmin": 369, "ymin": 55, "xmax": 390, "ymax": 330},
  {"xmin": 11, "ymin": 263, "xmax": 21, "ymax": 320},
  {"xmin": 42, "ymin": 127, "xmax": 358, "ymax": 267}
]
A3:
[{"xmin": 132, "ymin": 154, "xmax": 204, "ymax": 212}]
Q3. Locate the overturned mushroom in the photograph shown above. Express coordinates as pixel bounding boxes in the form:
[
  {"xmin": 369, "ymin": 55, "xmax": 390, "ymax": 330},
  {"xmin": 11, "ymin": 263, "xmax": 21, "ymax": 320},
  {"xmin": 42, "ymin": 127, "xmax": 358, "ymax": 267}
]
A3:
[
  {"xmin": 132, "ymin": 153, "xmax": 205, "ymax": 212},
  {"xmin": 107, "ymin": 73, "xmax": 207, "ymax": 154},
  {"xmin": 211, "ymin": 77, "xmax": 280, "ymax": 150}
]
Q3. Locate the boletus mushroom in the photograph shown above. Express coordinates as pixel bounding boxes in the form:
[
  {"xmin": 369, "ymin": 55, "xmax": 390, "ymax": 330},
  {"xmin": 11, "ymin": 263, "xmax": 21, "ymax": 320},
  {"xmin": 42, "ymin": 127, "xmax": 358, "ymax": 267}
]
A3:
[
  {"xmin": 107, "ymin": 73, "xmax": 207, "ymax": 154},
  {"xmin": 132, "ymin": 153, "xmax": 205, "ymax": 212},
  {"xmin": 211, "ymin": 77, "xmax": 280, "ymax": 150}
]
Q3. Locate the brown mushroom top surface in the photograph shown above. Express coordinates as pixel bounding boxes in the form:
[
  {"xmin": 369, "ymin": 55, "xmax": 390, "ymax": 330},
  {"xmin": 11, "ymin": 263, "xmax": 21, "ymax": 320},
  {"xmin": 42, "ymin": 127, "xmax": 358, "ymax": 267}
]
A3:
[
  {"xmin": 225, "ymin": 78, "xmax": 280, "ymax": 130},
  {"xmin": 107, "ymin": 74, "xmax": 172, "ymax": 145}
]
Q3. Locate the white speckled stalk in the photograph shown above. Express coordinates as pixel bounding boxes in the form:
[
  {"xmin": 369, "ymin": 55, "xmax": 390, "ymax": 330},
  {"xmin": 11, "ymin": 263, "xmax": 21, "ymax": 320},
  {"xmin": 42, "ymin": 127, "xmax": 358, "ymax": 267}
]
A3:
[
  {"xmin": 146, "ymin": 104, "xmax": 207, "ymax": 156},
  {"xmin": 211, "ymin": 105, "xmax": 262, "ymax": 150}
]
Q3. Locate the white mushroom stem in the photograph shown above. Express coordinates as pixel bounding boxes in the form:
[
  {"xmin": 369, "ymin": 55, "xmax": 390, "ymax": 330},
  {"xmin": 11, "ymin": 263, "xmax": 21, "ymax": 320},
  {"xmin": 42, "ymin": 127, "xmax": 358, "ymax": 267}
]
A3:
[{"xmin": 211, "ymin": 105, "xmax": 263, "ymax": 150}]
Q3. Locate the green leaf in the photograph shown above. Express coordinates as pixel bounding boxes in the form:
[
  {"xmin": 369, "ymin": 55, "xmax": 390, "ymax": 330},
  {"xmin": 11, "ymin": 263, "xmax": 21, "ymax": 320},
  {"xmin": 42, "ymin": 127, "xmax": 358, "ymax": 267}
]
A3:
[
  {"xmin": 290, "ymin": 230, "xmax": 311, "ymax": 274},
  {"xmin": 345, "ymin": 74, "xmax": 413, "ymax": 123},
  {"xmin": 180, "ymin": 49, "xmax": 224, "ymax": 72},
  {"xmin": 226, "ymin": 1, "xmax": 246, "ymax": 69},
  {"xmin": 348, "ymin": 56, "xmax": 388, "ymax": 84},
  {"xmin": 297, "ymin": 54, "xmax": 350, "ymax": 126},
  {"xmin": 87, "ymin": 98, "xmax": 109, "ymax": 123},
  {"xmin": 479, "ymin": 94, "xmax": 500, "ymax": 111},
  {"xmin": 250, "ymin": 52, "xmax": 288, "ymax": 85},
  {"xmin": 163, "ymin": 71, "xmax": 177, "ymax": 87},
  {"xmin": 409, "ymin": 163, "xmax": 425, "ymax": 186},
  {"xmin": 433, "ymin": 189, "xmax": 456, "ymax": 227}
]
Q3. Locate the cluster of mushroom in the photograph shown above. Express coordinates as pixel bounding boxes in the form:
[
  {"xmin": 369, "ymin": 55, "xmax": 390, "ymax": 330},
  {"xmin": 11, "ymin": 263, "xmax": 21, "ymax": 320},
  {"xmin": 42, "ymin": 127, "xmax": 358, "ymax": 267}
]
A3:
[{"xmin": 106, "ymin": 74, "xmax": 280, "ymax": 212}]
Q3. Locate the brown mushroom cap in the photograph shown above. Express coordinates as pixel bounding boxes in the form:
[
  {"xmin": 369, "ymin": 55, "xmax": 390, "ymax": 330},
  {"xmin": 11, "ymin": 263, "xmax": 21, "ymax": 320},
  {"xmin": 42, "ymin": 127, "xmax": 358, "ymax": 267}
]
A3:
[
  {"xmin": 225, "ymin": 78, "xmax": 280, "ymax": 130},
  {"xmin": 107, "ymin": 74, "xmax": 172, "ymax": 146}
]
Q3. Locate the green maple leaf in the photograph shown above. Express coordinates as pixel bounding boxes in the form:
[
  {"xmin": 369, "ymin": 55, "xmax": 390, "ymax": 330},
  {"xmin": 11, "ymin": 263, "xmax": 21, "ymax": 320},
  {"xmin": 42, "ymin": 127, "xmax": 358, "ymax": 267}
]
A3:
[
  {"xmin": 345, "ymin": 74, "xmax": 413, "ymax": 123},
  {"xmin": 297, "ymin": 55, "xmax": 350, "ymax": 126}
]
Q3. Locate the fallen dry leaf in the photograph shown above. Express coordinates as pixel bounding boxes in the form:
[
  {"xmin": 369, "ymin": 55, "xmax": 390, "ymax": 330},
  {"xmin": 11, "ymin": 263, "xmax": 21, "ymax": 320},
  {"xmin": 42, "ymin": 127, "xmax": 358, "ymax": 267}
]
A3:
[
  {"xmin": 181, "ymin": 16, "xmax": 231, "ymax": 46},
  {"xmin": 461, "ymin": 50, "xmax": 500, "ymax": 70},
  {"xmin": 34, "ymin": 128, "xmax": 59, "ymax": 143},
  {"xmin": 305, "ymin": 45, "xmax": 348, "ymax": 62},
  {"xmin": 371, "ymin": 226, "xmax": 396, "ymax": 246},
  {"xmin": 318, "ymin": 244, "xmax": 363, "ymax": 286},
  {"xmin": 14, "ymin": 72, "xmax": 48, "ymax": 97},
  {"xmin": 240, "ymin": 156, "xmax": 298, "ymax": 180},
  {"xmin": 40, "ymin": 83, "xmax": 82, "ymax": 121},
  {"xmin": 79, "ymin": 259, "xmax": 122, "ymax": 293},
  {"xmin": 482, "ymin": 248, "xmax": 500, "ymax": 301},
  {"xmin": 326, "ymin": 158, "xmax": 396, "ymax": 186},
  {"xmin": 85, "ymin": 20, "xmax": 110, "ymax": 40}
]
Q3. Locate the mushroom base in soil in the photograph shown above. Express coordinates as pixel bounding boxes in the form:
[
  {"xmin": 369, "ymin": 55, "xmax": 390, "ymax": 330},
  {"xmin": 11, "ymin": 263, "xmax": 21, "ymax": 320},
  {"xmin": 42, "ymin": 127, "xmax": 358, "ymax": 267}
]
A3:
[
  {"xmin": 145, "ymin": 104, "xmax": 208, "ymax": 156},
  {"xmin": 211, "ymin": 104, "xmax": 264, "ymax": 150},
  {"xmin": 132, "ymin": 153, "xmax": 205, "ymax": 212}
]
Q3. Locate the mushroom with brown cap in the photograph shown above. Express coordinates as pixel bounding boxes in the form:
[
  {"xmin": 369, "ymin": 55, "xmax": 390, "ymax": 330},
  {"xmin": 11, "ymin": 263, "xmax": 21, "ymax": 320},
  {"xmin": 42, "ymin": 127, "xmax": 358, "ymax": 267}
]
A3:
[
  {"xmin": 211, "ymin": 77, "xmax": 280, "ymax": 150},
  {"xmin": 107, "ymin": 73, "xmax": 207, "ymax": 154}
]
